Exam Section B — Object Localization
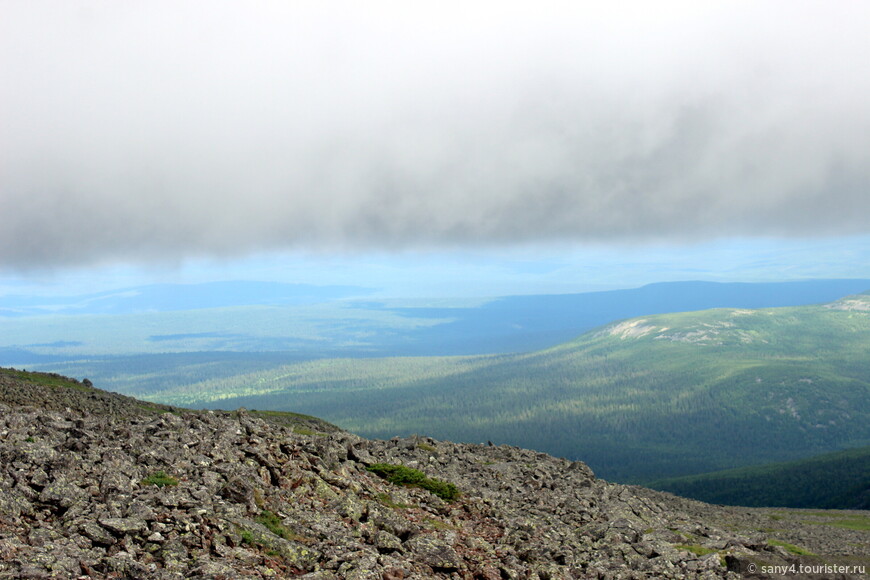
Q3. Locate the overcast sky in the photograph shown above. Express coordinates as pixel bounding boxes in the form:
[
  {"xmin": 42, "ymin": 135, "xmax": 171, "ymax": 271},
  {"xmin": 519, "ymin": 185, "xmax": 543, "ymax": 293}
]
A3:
[{"xmin": 2, "ymin": 1, "xmax": 870, "ymax": 293}]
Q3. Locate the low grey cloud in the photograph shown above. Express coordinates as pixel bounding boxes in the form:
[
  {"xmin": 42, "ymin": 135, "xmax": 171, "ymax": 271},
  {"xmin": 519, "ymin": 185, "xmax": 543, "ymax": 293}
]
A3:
[{"xmin": 2, "ymin": 1, "xmax": 869, "ymax": 270}]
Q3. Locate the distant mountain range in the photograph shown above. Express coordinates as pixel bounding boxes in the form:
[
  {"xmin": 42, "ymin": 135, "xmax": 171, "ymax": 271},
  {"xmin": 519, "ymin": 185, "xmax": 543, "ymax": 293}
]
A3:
[
  {"xmin": 3, "ymin": 279, "xmax": 870, "ymax": 364},
  {"xmin": 375, "ymin": 278, "xmax": 870, "ymax": 354}
]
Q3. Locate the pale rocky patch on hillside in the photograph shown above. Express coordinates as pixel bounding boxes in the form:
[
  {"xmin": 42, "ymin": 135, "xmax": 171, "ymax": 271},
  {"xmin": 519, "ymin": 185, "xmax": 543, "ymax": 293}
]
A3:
[{"xmin": 825, "ymin": 296, "xmax": 870, "ymax": 312}]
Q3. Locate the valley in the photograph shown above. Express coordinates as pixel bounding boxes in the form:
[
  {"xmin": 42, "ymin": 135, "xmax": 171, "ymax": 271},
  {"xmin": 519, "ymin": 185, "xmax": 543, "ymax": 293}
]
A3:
[
  {"xmin": 17, "ymin": 294, "xmax": 870, "ymax": 492},
  {"xmin": 5, "ymin": 281, "xmax": 870, "ymax": 506},
  {"xmin": 128, "ymin": 293, "xmax": 870, "ymax": 485},
  {"xmin": 648, "ymin": 446, "xmax": 870, "ymax": 509}
]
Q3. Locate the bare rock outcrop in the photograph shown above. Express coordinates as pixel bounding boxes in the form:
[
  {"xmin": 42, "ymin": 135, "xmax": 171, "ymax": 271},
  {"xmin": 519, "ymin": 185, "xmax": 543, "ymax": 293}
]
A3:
[{"xmin": 1, "ymin": 369, "xmax": 867, "ymax": 579}]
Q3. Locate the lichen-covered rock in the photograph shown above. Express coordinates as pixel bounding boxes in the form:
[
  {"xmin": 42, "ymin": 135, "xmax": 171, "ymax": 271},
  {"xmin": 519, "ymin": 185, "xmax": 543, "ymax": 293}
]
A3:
[
  {"xmin": 405, "ymin": 533, "xmax": 462, "ymax": 571},
  {"xmin": 236, "ymin": 520, "xmax": 321, "ymax": 572},
  {"xmin": 1, "ymin": 369, "xmax": 868, "ymax": 579},
  {"xmin": 98, "ymin": 516, "xmax": 148, "ymax": 536},
  {"xmin": 373, "ymin": 530, "xmax": 403, "ymax": 554}
]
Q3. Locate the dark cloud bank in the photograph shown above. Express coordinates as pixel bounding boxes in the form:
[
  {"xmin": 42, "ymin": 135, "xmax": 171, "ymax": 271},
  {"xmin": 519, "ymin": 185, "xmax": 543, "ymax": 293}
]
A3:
[{"xmin": 2, "ymin": 2, "xmax": 869, "ymax": 270}]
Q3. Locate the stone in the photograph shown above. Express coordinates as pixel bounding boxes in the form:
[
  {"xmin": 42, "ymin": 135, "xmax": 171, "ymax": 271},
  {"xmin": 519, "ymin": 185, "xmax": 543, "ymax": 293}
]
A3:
[
  {"xmin": 98, "ymin": 516, "xmax": 147, "ymax": 536},
  {"xmin": 374, "ymin": 530, "xmax": 404, "ymax": 554},
  {"xmin": 1, "ymin": 369, "xmax": 866, "ymax": 579},
  {"xmin": 405, "ymin": 534, "xmax": 462, "ymax": 571},
  {"xmin": 38, "ymin": 477, "xmax": 86, "ymax": 509}
]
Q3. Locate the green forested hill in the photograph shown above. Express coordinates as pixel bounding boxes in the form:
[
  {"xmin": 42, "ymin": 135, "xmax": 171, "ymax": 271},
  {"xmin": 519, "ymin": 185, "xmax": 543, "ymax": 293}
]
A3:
[
  {"xmin": 139, "ymin": 293, "xmax": 870, "ymax": 483},
  {"xmin": 647, "ymin": 445, "xmax": 870, "ymax": 509}
]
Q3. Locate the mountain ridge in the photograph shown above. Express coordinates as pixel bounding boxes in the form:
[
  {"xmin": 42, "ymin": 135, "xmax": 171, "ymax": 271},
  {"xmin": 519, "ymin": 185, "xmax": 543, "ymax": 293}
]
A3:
[
  {"xmin": 1, "ymin": 368, "xmax": 868, "ymax": 578},
  {"xmin": 5, "ymin": 279, "xmax": 870, "ymax": 363}
]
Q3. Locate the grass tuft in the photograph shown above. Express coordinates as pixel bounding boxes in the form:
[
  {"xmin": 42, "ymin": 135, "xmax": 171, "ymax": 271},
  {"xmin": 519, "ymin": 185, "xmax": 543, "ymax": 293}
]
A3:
[
  {"xmin": 375, "ymin": 492, "xmax": 414, "ymax": 509},
  {"xmin": 768, "ymin": 539, "xmax": 815, "ymax": 556},
  {"xmin": 255, "ymin": 509, "xmax": 311, "ymax": 543}
]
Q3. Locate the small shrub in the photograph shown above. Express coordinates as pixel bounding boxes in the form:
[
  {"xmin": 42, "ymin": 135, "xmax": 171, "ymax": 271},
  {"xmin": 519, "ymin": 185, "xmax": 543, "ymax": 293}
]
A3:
[
  {"xmin": 369, "ymin": 463, "xmax": 432, "ymax": 484},
  {"xmin": 141, "ymin": 471, "xmax": 179, "ymax": 488},
  {"xmin": 419, "ymin": 478, "xmax": 460, "ymax": 501},
  {"xmin": 255, "ymin": 509, "xmax": 310, "ymax": 543},
  {"xmin": 256, "ymin": 510, "xmax": 292, "ymax": 539},
  {"xmin": 367, "ymin": 463, "xmax": 460, "ymax": 501},
  {"xmin": 240, "ymin": 529, "xmax": 255, "ymax": 545}
]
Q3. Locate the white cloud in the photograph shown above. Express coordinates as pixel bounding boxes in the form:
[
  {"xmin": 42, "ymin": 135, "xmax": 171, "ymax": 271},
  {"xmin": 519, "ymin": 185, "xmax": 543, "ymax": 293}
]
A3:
[{"xmin": 2, "ymin": 1, "xmax": 869, "ymax": 270}]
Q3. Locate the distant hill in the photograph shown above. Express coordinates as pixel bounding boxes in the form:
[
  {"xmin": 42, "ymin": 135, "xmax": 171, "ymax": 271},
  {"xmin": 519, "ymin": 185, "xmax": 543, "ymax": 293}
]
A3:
[
  {"xmin": 648, "ymin": 446, "xmax": 870, "ymax": 509},
  {"xmin": 141, "ymin": 292, "xmax": 870, "ymax": 485},
  {"xmin": 379, "ymin": 278, "xmax": 870, "ymax": 354}
]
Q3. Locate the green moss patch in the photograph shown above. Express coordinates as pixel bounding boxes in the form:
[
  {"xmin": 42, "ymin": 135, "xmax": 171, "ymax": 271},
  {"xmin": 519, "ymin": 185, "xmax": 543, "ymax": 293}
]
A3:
[{"xmin": 141, "ymin": 471, "xmax": 179, "ymax": 488}]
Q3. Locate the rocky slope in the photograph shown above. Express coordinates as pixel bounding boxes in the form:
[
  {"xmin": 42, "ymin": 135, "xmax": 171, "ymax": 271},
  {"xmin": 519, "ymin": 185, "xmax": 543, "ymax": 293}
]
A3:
[{"xmin": 0, "ymin": 369, "xmax": 867, "ymax": 579}]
